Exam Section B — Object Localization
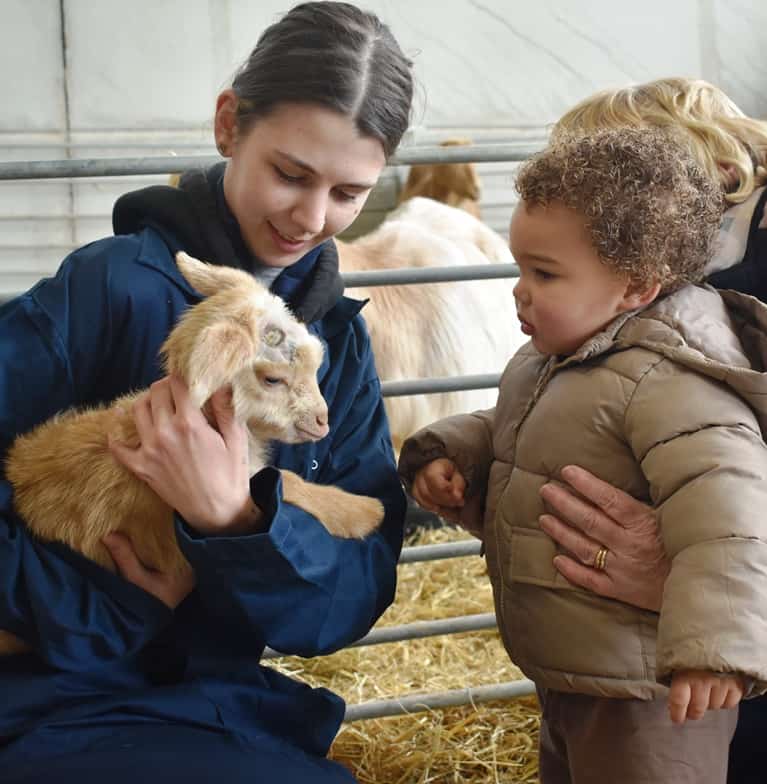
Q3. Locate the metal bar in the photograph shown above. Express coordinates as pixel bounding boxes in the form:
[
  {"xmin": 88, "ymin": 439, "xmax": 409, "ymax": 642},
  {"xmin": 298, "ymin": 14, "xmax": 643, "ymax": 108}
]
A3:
[
  {"xmin": 398, "ymin": 539, "xmax": 482, "ymax": 564},
  {"xmin": 0, "ymin": 156, "xmax": 218, "ymax": 180},
  {"xmin": 382, "ymin": 373, "xmax": 501, "ymax": 397},
  {"xmin": 0, "ymin": 144, "xmax": 539, "ymax": 181},
  {"xmin": 0, "ymin": 263, "xmax": 519, "ymax": 296},
  {"xmin": 0, "ymin": 292, "xmax": 506, "ymax": 398},
  {"xmin": 0, "ymin": 129, "xmax": 546, "ymax": 150},
  {"xmin": 342, "ymin": 263, "xmax": 517, "ymax": 287},
  {"xmin": 349, "ymin": 613, "xmax": 497, "ymax": 647},
  {"xmin": 263, "ymin": 612, "xmax": 497, "ymax": 659},
  {"xmin": 344, "ymin": 680, "xmax": 536, "ymax": 721}
]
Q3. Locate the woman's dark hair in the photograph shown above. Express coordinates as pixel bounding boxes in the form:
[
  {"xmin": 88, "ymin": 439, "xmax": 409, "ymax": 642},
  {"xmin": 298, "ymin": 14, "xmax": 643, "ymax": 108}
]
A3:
[{"xmin": 231, "ymin": 2, "xmax": 413, "ymax": 157}]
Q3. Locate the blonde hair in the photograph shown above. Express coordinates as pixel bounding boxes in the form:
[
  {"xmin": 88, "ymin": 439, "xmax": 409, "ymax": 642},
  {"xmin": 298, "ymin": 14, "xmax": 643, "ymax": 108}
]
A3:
[{"xmin": 553, "ymin": 78, "xmax": 767, "ymax": 204}]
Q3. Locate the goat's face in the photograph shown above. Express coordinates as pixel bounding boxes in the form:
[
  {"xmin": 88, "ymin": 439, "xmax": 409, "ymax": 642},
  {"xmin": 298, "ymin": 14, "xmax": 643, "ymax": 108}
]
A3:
[
  {"xmin": 163, "ymin": 252, "xmax": 329, "ymax": 445},
  {"xmin": 232, "ymin": 334, "xmax": 329, "ymax": 444}
]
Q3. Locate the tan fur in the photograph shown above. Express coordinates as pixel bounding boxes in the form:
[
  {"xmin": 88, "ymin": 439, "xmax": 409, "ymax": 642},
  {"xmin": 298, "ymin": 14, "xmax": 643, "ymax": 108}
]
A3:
[
  {"xmin": 397, "ymin": 139, "xmax": 482, "ymax": 219},
  {"xmin": 2, "ymin": 252, "xmax": 384, "ymax": 655}
]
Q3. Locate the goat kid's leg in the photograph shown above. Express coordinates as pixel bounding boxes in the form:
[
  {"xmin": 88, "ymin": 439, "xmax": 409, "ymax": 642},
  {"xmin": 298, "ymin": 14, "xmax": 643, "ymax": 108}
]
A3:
[{"xmin": 280, "ymin": 470, "xmax": 384, "ymax": 539}]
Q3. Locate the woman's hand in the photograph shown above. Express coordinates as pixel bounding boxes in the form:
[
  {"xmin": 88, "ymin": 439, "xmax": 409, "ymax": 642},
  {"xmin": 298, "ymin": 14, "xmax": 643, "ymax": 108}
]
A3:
[
  {"xmin": 103, "ymin": 532, "xmax": 196, "ymax": 609},
  {"xmin": 538, "ymin": 465, "xmax": 670, "ymax": 612},
  {"xmin": 109, "ymin": 376, "xmax": 263, "ymax": 536}
]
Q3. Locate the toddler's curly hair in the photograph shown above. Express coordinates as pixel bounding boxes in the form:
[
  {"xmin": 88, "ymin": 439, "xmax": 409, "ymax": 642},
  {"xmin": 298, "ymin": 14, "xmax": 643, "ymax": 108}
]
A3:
[{"xmin": 515, "ymin": 127, "xmax": 723, "ymax": 293}]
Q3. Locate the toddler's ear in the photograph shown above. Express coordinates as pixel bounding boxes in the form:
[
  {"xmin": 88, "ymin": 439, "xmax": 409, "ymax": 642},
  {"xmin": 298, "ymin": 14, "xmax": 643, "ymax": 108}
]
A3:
[{"xmin": 621, "ymin": 280, "xmax": 661, "ymax": 311}]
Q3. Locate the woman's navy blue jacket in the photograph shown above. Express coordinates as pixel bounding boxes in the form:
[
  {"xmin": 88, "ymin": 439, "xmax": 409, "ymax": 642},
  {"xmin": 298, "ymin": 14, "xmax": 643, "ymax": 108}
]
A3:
[{"xmin": 0, "ymin": 168, "xmax": 406, "ymax": 770}]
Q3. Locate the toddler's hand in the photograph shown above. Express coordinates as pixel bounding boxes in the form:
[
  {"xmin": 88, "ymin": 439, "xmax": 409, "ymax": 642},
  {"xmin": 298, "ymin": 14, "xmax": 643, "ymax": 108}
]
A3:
[
  {"xmin": 412, "ymin": 458, "xmax": 466, "ymax": 522},
  {"xmin": 668, "ymin": 669, "xmax": 744, "ymax": 724}
]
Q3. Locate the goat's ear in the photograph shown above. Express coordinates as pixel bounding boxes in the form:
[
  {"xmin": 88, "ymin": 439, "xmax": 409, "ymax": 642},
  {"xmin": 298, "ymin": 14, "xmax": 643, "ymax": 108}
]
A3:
[
  {"xmin": 184, "ymin": 320, "xmax": 256, "ymax": 407},
  {"xmin": 175, "ymin": 251, "xmax": 252, "ymax": 297}
]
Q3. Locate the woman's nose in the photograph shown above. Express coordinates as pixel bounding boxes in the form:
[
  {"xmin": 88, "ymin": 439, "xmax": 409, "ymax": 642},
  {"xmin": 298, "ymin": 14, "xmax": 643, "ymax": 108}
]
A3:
[{"xmin": 293, "ymin": 191, "xmax": 328, "ymax": 236}]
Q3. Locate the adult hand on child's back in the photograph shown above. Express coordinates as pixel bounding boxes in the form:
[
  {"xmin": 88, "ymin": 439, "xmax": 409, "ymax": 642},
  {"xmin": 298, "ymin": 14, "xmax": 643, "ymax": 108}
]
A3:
[
  {"xmin": 538, "ymin": 465, "xmax": 670, "ymax": 612},
  {"xmin": 412, "ymin": 458, "xmax": 466, "ymax": 523},
  {"xmin": 668, "ymin": 669, "xmax": 744, "ymax": 724},
  {"xmin": 110, "ymin": 376, "xmax": 262, "ymax": 535}
]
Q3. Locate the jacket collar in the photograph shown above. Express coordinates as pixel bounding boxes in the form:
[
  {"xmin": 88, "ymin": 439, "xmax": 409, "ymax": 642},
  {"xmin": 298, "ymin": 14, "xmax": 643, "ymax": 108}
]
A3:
[{"xmin": 113, "ymin": 163, "xmax": 344, "ymax": 325}]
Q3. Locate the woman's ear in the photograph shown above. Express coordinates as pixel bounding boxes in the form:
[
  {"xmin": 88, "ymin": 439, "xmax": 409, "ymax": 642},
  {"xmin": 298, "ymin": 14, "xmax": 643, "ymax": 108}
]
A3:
[
  {"xmin": 620, "ymin": 280, "xmax": 662, "ymax": 312},
  {"xmin": 214, "ymin": 89, "xmax": 239, "ymax": 157}
]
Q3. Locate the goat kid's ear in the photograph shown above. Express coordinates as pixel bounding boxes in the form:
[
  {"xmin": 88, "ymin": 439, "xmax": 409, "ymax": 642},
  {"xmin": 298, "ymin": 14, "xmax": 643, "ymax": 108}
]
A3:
[
  {"xmin": 175, "ymin": 251, "xmax": 252, "ymax": 297},
  {"xmin": 186, "ymin": 320, "xmax": 256, "ymax": 407}
]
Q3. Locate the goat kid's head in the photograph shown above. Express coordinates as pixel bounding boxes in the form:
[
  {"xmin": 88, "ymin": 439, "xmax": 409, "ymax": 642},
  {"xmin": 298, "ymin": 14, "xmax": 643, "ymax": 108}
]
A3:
[{"xmin": 161, "ymin": 252, "xmax": 329, "ymax": 444}]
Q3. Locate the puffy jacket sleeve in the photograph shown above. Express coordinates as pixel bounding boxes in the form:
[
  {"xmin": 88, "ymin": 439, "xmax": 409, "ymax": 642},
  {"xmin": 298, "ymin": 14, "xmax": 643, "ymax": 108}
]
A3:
[
  {"xmin": 398, "ymin": 408, "xmax": 495, "ymax": 538},
  {"xmin": 625, "ymin": 358, "xmax": 767, "ymax": 691},
  {"xmin": 0, "ymin": 252, "xmax": 175, "ymax": 669},
  {"xmin": 175, "ymin": 335, "xmax": 408, "ymax": 657}
]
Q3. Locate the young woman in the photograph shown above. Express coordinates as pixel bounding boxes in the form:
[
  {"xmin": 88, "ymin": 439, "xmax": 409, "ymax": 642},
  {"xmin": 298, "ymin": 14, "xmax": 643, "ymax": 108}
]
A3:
[
  {"xmin": 534, "ymin": 78, "xmax": 767, "ymax": 784},
  {"xmin": 0, "ymin": 4, "xmax": 412, "ymax": 782}
]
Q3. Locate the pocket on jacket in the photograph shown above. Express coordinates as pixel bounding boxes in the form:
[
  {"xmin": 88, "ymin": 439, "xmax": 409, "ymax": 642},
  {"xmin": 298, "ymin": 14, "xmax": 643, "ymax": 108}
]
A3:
[{"xmin": 507, "ymin": 526, "xmax": 570, "ymax": 589}]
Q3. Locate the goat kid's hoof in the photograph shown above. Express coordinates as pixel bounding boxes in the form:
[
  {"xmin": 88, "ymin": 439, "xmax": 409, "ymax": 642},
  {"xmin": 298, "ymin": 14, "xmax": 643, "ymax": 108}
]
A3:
[{"xmin": 324, "ymin": 497, "xmax": 385, "ymax": 539}]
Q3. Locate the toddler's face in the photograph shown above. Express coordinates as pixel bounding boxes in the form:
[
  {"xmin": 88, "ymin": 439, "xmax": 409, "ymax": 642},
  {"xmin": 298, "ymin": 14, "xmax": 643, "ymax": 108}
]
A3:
[{"xmin": 510, "ymin": 200, "xmax": 637, "ymax": 356}]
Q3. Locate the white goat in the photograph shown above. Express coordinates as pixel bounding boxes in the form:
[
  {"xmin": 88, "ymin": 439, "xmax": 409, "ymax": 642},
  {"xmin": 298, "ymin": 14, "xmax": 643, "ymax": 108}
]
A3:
[
  {"xmin": 337, "ymin": 197, "xmax": 523, "ymax": 456},
  {"xmin": 1, "ymin": 252, "xmax": 384, "ymax": 655}
]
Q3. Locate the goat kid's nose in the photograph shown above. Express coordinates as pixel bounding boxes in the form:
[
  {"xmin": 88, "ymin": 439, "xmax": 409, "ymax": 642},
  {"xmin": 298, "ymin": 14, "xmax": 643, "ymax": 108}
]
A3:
[{"xmin": 316, "ymin": 412, "xmax": 329, "ymax": 428}]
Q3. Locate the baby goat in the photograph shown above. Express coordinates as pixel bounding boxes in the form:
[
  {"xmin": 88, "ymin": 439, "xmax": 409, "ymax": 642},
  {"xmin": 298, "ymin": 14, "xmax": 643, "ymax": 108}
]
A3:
[{"xmin": 1, "ymin": 252, "xmax": 384, "ymax": 655}]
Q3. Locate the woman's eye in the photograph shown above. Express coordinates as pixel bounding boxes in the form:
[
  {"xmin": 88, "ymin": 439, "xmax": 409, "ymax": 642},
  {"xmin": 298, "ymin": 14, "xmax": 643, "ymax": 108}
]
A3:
[
  {"xmin": 334, "ymin": 189, "xmax": 359, "ymax": 203},
  {"xmin": 274, "ymin": 166, "xmax": 303, "ymax": 184},
  {"xmin": 535, "ymin": 268, "xmax": 555, "ymax": 281}
]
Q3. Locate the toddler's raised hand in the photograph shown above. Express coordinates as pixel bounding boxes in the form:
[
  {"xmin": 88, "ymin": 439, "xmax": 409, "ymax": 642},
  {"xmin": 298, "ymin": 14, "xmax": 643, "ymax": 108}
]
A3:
[
  {"xmin": 412, "ymin": 458, "xmax": 466, "ymax": 522},
  {"xmin": 668, "ymin": 669, "xmax": 744, "ymax": 724}
]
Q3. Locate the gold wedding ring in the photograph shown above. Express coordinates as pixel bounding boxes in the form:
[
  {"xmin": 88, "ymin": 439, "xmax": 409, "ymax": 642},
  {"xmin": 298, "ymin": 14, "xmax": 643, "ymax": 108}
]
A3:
[{"xmin": 594, "ymin": 546, "xmax": 609, "ymax": 571}]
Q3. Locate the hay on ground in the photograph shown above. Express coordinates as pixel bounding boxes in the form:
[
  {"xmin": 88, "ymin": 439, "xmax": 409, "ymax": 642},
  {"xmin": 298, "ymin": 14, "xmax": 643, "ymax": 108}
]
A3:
[{"xmin": 270, "ymin": 526, "xmax": 541, "ymax": 783}]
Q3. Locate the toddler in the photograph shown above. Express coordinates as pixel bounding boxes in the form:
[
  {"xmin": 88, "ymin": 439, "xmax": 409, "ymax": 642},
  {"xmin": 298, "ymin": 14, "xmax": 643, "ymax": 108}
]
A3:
[{"xmin": 399, "ymin": 127, "xmax": 767, "ymax": 784}]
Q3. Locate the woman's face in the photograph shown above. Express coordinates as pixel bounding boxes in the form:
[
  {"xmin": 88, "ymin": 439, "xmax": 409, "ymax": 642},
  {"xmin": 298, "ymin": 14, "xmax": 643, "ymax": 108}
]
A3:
[{"xmin": 219, "ymin": 99, "xmax": 386, "ymax": 267}]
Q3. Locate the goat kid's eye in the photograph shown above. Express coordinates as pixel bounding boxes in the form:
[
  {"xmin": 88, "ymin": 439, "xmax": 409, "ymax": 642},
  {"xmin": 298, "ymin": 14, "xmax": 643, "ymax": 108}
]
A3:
[{"xmin": 263, "ymin": 376, "xmax": 285, "ymax": 387}]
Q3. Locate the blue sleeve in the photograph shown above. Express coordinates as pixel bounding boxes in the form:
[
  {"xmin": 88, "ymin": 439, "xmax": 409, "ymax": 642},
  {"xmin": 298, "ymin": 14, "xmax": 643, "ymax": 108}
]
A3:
[
  {"xmin": 0, "ymin": 244, "xmax": 175, "ymax": 668},
  {"xmin": 176, "ymin": 352, "xmax": 407, "ymax": 657}
]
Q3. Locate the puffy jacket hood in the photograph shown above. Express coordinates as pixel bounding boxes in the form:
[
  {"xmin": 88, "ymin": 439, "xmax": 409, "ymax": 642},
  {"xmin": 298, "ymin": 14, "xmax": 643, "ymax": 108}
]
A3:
[{"xmin": 612, "ymin": 286, "xmax": 767, "ymax": 434}]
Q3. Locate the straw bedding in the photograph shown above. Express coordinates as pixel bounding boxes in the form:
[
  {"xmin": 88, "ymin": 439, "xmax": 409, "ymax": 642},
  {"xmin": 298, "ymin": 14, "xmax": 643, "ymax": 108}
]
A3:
[{"xmin": 270, "ymin": 526, "xmax": 541, "ymax": 783}]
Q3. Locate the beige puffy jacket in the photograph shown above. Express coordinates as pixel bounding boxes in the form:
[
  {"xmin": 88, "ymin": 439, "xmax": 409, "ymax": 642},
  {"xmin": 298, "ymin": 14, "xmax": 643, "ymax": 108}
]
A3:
[{"xmin": 400, "ymin": 284, "xmax": 767, "ymax": 699}]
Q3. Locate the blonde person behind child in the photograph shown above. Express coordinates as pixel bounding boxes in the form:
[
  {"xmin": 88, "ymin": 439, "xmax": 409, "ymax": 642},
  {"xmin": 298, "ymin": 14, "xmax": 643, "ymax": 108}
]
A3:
[{"xmin": 399, "ymin": 127, "xmax": 767, "ymax": 784}]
